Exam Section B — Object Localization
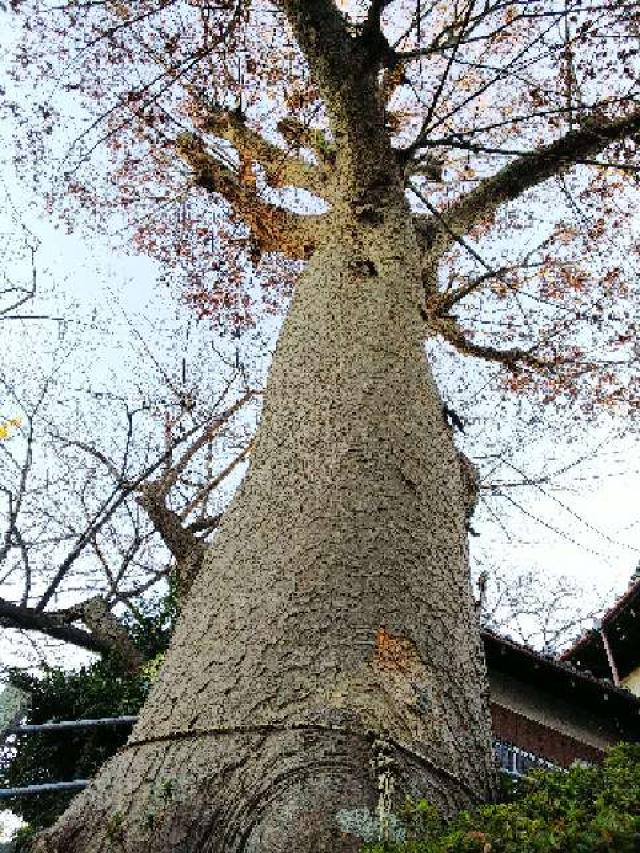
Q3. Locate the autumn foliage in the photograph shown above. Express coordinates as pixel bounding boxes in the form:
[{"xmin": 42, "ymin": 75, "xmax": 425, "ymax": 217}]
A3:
[{"xmin": 8, "ymin": 0, "xmax": 640, "ymax": 411}]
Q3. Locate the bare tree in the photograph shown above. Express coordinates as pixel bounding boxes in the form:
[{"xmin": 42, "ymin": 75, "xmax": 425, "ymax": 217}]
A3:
[
  {"xmin": 475, "ymin": 566, "xmax": 606, "ymax": 653},
  {"xmin": 1, "ymin": 301, "xmax": 261, "ymax": 673}
]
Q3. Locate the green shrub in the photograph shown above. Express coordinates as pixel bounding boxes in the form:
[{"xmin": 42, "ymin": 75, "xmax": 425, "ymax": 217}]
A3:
[
  {"xmin": 1, "ymin": 592, "xmax": 175, "ymax": 839},
  {"xmin": 362, "ymin": 743, "xmax": 640, "ymax": 852}
]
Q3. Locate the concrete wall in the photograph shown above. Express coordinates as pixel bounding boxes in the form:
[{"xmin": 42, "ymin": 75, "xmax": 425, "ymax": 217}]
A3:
[{"xmin": 622, "ymin": 666, "xmax": 640, "ymax": 697}]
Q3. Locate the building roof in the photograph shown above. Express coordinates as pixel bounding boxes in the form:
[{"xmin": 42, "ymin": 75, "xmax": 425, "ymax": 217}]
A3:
[
  {"xmin": 560, "ymin": 575, "xmax": 640, "ymax": 681},
  {"xmin": 482, "ymin": 628, "xmax": 640, "ymax": 738}
]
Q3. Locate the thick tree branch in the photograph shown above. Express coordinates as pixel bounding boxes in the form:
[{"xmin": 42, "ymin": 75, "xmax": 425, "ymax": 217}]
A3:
[
  {"xmin": 137, "ymin": 485, "xmax": 204, "ymax": 600},
  {"xmin": 176, "ymin": 133, "xmax": 319, "ymax": 260},
  {"xmin": 278, "ymin": 0, "xmax": 396, "ymax": 190},
  {"xmin": 419, "ymin": 138, "xmax": 640, "ymax": 173},
  {"xmin": 193, "ymin": 106, "xmax": 329, "ymax": 196},
  {"xmin": 136, "ymin": 435, "xmax": 255, "ymax": 598},
  {"xmin": 61, "ymin": 596, "xmax": 144, "ymax": 672},
  {"xmin": 279, "ymin": 0, "xmax": 358, "ymax": 109},
  {"xmin": 0, "ymin": 597, "xmax": 100, "ymax": 653},
  {"xmin": 33, "ymin": 392, "xmax": 258, "ymax": 614},
  {"xmin": 363, "ymin": 0, "xmax": 393, "ymax": 36},
  {"xmin": 418, "ymin": 106, "xmax": 640, "ymax": 252},
  {"xmin": 358, "ymin": 0, "xmax": 397, "ymax": 69},
  {"xmin": 404, "ymin": 151, "xmax": 444, "ymax": 182},
  {"xmin": 187, "ymin": 515, "xmax": 222, "ymax": 534},
  {"xmin": 0, "ymin": 596, "xmax": 139, "ymax": 667},
  {"xmin": 137, "ymin": 485, "xmax": 201, "ymax": 564}
]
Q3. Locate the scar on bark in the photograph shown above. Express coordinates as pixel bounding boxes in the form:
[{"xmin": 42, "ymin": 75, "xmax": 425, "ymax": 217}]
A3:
[
  {"xmin": 373, "ymin": 627, "xmax": 434, "ymax": 721},
  {"xmin": 458, "ymin": 451, "xmax": 480, "ymax": 524},
  {"xmin": 375, "ymin": 626, "xmax": 423, "ymax": 674}
]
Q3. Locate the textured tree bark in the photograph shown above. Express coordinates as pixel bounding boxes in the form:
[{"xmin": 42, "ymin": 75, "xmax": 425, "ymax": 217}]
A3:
[{"xmin": 34, "ymin": 195, "xmax": 496, "ymax": 852}]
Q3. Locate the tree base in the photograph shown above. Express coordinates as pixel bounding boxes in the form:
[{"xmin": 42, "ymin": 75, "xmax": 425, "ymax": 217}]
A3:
[{"xmin": 34, "ymin": 726, "xmax": 486, "ymax": 853}]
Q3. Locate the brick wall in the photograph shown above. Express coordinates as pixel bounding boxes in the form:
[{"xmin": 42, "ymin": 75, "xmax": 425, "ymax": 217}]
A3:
[{"xmin": 490, "ymin": 703, "xmax": 605, "ymax": 768}]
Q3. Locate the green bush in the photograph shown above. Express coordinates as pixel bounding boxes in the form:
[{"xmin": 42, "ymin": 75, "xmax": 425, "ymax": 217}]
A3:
[
  {"xmin": 362, "ymin": 743, "xmax": 640, "ymax": 852},
  {"xmin": 1, "ymin": 593, "xmax": 175, "ymax": 841}
]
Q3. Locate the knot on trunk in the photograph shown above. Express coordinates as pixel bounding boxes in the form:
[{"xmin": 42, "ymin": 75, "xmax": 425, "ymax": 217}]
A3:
[
  {"xmin": 62, "ymin": 596, "xmax": 143, "ymax": 673},
  {"xmin": 458, "ymin": 451, "xmax": 480, "ymax": 522}
]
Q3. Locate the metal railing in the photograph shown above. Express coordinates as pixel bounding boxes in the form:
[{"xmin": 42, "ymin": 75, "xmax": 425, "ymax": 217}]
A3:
[
  {"xmin": 1, "ymin": 719, "xmax": 559, "ymax": 797},
  {"xmin": 493, "ymin": 738, "xmax": 557, "ymax": 777},
  {"xmin": 4, "ymin": 716, "xmax": 138, "ymax": 736},
  {"xmin": 0, "ymin": 715, "xmax": 137, "ymax": 799}
]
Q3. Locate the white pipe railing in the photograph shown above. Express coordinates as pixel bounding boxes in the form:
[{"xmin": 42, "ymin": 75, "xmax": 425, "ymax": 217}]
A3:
[
  {"xmin": 1, "ymin": 722, "xmax": 559, "ymax": 798},
  {"xmin": 493, "ymin": 738, "xmax": 557, "ymax": 777}
]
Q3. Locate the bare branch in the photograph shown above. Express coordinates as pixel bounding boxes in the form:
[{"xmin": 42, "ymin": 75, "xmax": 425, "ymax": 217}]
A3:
[
  {"xmin": 433, "ymin": 317, "xmax": 551, "ymax": 372},
  {"xmin": 433, "ymin": 235, "xmax": 553, "ymax": 312},
  {"xmin": 418, "ymin": 106, "xmax": 640, "ymax": 252},
  {"xmin": 179, "ymin": 441, "xmax": 252, "ymax": 520},
  {"xmin": 177, "ymin": 133, "xmax": 319, "ymax": 260},
  {"xmin": 52, "ymin": 435, "xmax": 122, "ymax": 481},
  {"xmin": 0, "ymin": 243, "xmax": 37, "ymax": 319},
  {"xmin": 0, "ymin": 596, "xmax": 116, "ymax": 659},
  {"xmin": 155, "ymin": 389, "xmax": 258, "ymax": 496},
  {"xmin": 33, "ymin": 403, "xmax": 232, "ymax": 612},
  {"xmin": 194, "ymin": 106, "xmax": 329, "ymax": 196}
]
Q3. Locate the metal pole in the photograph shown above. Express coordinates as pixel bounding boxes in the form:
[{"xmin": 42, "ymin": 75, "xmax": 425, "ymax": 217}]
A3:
[
  {"xmin": 5, "ymin": 715, "xmax": 138, "ymax": 735},
  {"xmin": 0, "ymin": 780, "xmax": 89, "ymax": 798}
]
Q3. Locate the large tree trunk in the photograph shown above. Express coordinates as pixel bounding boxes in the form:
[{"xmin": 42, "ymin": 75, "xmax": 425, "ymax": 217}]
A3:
[{"xmin": 35, "ymin": 196, "xmax": 496, "ymax": 852}]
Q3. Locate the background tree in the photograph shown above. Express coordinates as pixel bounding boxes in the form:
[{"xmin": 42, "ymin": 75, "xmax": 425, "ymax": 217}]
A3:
[
  {"xmin": 0, "ymin": 243, "xmax": 261, "ymax": 672},
  {"xmin": 477, "ymin": 566, "xmax": 607, "ymax": 653},
  {"xmin": 3, "ymin": 1, "xmax": 640, "ymax": 851}
]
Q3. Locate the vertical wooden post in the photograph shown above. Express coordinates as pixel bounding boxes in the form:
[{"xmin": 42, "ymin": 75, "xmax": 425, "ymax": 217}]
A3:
[{"xmin": 600, "ymin": 628, "xmax": 620, "ymax": 686}]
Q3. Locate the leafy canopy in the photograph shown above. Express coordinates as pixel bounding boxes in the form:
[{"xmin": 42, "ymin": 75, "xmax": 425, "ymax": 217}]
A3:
[{"xmin": 8, "ymin": 0, "xmax": 640, "ymax": 412}]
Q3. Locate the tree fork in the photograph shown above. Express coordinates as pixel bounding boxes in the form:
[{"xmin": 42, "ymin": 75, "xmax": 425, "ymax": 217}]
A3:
[{"xmin": 34, "ymin": 188, "xmax": 496, "ymax": 852}]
